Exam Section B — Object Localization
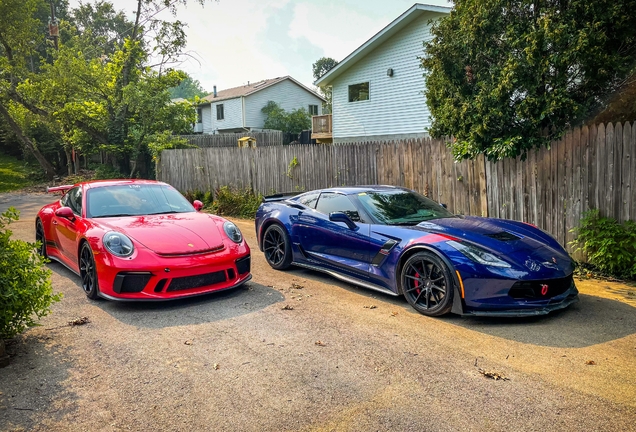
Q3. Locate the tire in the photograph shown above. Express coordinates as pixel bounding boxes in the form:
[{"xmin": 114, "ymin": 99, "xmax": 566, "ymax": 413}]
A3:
[
  {"xmin": 79, "ymin": 242, "xmax": 100, "ymax": 300},
  {"xmin": 35, "ymin": 219, "xmax": 48, "ymax": 258},
  {"xmin": 400, "ymin": 251, "xmax": 453, "ymax": 317},
  {"xmin": 262, "ymin": 224, "xmax": 293, "ymax": 270}
]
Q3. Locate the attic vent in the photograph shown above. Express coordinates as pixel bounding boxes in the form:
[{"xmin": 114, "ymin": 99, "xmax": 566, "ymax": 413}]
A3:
[{"xmin": 486, "ymin": 231, "xmax": 521, "ymax": 241}]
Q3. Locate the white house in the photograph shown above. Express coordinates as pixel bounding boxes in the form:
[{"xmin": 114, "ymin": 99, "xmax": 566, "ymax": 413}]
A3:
[
  {"xmin": 194, "ymin": 76, "xmax": 325, "ymax": 134},
  {"xmin": 314, "ymin": 4, "xmax": 451, "ymax": 143}
]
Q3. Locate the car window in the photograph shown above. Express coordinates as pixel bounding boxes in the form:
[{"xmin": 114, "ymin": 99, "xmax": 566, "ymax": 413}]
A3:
[
  {"xmin": 315, "ymin": 193, "xmax": 362, "ymax": 222},
  {"xmin": 65, "ymin": 187, "xmax": 82, "ymax": 216},
  {"xmin": 86, "ymin": 184, "xmax": 195, "ymax": 218},
  {"xmin": 297, "ymin": 192, "xmax": 319, "ymax": 209},
  {"xmin": 356, "ymin": 190, "xmax": 454, "ymax": 225}
]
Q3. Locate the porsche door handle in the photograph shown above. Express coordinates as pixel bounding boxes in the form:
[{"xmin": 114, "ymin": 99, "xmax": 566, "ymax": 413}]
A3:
[{"xmin": 52, "ymin": 220, "xmax": 58, "ymax": 225}]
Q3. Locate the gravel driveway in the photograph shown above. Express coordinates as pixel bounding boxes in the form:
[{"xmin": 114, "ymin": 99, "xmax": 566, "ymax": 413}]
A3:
[{"xmin": 1, "ymin": 192, "xmax": 635, "ymax": 431}]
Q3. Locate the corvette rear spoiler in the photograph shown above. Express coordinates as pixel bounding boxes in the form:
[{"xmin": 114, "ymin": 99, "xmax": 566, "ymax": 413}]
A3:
[
  {"xmin": 262, "ymin": 192, "xmax": 300, "ymax": 203},
  {"xmin": 46, "ymin": 185, "xmax": 74, "ymax": 194}
]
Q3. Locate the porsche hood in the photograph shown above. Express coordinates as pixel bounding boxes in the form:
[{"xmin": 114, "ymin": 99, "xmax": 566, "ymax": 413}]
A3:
[{"xmin": 97, "ymin": 213, "xmax": 225, "ymax": 255}]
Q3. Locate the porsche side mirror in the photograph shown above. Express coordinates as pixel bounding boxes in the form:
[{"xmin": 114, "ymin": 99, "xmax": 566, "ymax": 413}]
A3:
[
  {"xmin": 329, "ymin": 211, "xmax": 357, "ymax": 230},
  {"xmin": 193, "ymin": 200, "xmax": 203, "ymax": 211},
  {"xmin": 55, "ymin": 206, "xmax": 75, "ymax": 220}
]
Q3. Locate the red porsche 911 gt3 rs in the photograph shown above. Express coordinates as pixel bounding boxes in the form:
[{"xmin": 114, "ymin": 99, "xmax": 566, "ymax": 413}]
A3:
[{"xmin": 36, "ymin": 179, "xmax": 251, "ymax": 300}]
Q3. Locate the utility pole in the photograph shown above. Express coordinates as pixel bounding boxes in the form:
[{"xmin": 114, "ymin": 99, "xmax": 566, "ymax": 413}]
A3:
[{"xmin": 48, "ymin": 1, "xmax": 59, "ymax": 50}]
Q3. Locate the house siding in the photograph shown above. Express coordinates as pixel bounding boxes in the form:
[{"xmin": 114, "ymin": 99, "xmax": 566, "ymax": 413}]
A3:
[
  {"xmin": 330, "ymin": 13, "xmax": 443, "ymax": 141},
  {"xmin": 201, "ymin": 105, "xmax": 213, "ymax": 133},
  {"xmin": 244, "ymin": 79, "xmax": 323, "ymax": 128},
  {"xmin": 208, "ymin": 97, "xmax": 244, "ymax": 132}
]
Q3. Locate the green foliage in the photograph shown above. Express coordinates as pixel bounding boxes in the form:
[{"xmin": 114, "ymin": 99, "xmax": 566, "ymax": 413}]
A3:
[
  {"xmin": 0, "ymin": 208, "xmax": 61, "ymax": 339},
  {"xmin": 312, "ymin": 57, "xmax": 338, "ymax": 113},
  {"xmin": 168, "ymin": 73, "xmax": 207, "ymax": 99},
  {"xmin": 91, "ymin": 164, "xmax": 122, "ymax": 180},
  {"xmin": 0, "ymin": 153, "xmax": 41, "ymax": 192},
  {"xmin": 570, "ymin": 210, "xmax": 636, "ymax": 279},
  {"xmin": 286, "ymin": 156, "xmax": 299, "ymax": 179},
  {"xmin": 261, "ymin": 101, "xmax": 311, "ymax": 136},
  {"xmin": 207, "ymin": 186, "xmax": 263, "ymax": 219},
  {"xmin": 421, "ymin": 0, "xmax": 636, "ymax": 161}
]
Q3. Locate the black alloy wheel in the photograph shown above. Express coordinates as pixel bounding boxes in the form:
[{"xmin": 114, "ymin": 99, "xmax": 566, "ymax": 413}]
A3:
[
  {"xmin": 401, "ymin": 251, "xmax": 453, "ymax": 316},
  {"xmin": 263, "ymin": 224, "xmax": 292, "ymax": 270},
  {"xmin": 35, "ymin": 219, "xmax": 48, "ymax": 258},
  {"xmin": 79, "ymin": 243, "xmax": 100, "ymax": 300}
]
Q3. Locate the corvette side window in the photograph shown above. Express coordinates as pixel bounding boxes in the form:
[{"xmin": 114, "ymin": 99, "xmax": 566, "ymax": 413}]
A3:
[
  {"xmin": 315, "ymin": 193, "xmax": 362, "ymax": 222},
  {"xmin": 297, "ymin": 192, "xmax": 319, "ymax": 209}
]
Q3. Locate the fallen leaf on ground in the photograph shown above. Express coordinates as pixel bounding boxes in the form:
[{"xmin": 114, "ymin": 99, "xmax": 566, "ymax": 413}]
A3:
[
  {"xmin": 363, "ymin": 305, "xmax": 377, "ymax": 309},
  {"xmin": 291, "ymin": 283, "xmax": 304, "ymax": 289},
  {"xmin": 184, "ymin": 340, "xmax": 193, "ymax": 345},
  {"xmin": 281, "ymin": 305, "xmax": 294, "ymax": 310},
  {"xmin": 390, "ymin": 311, "xmax": 399, "ymax": 317},
  {"xmin": 213, "ymin": 363, "xmax": 220, "ymax": 370},
  {"xmin": 478, "ymin": 368, "xmax": 509, "ymax": 381},
  {"xmin": 315, "ymin": 340, "xmax": 325, "ymax": 346},
  {"xmin": 585, "ymin": 360, "xmax": 596, "ymax": 365},
  {"xmin": 68, "ymin": 317, "xmax": 90, "ymax": 326}
]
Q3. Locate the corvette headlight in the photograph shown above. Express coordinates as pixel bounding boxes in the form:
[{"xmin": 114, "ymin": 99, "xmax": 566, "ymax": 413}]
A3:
[
  {"xmin": 447, "ymin": 240, "xmax": 510, "ymax": 268},
  {"xmin": 103, "ymin": 232, "xmax": 134, "ymax": 257},
  {"xmin": 223, "ymin": 221, "xmax": 243, "ymax": 243}
]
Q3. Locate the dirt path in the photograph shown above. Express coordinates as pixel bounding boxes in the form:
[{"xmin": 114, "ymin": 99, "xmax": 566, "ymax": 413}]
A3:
[{"xmin": 1, "ymin": 192, "xmax": 635, "ymax": 431}]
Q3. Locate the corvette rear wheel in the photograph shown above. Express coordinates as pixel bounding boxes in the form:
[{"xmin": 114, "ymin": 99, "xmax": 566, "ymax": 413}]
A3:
[
  {"xmin": 79, "ymin": 243, "xmax": 100, "ymax": 300},
  {"xmin": 401, "ymin": 252, "xmax": 453, "ymax": 316},
  {"xmin": 35, "ymin": 219, "xmax": 47, "ymax": 258},
  {"xmin": 263, "ymin": 224, "xmax": 292, "ymax": 270}
]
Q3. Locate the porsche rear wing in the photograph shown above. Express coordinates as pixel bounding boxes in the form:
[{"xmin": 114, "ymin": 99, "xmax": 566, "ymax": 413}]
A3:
[
  {"xmin": 262, "ymin": 192, "xmax": 300, "ymax": 203},
  {"xmin": 46, "ymin": 184, "xmax": 74, "ymax": 194}
]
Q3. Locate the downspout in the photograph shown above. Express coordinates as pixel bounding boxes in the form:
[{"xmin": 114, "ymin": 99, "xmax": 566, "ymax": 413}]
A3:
[{"xmin": 241, "ymin": 96, "xmax": 246, "ymax": 130}]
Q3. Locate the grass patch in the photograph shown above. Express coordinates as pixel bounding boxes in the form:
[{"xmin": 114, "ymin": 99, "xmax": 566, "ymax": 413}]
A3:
[{"xmin": 0, "ymin": 153, "xmax": 41, "ymax": 193}]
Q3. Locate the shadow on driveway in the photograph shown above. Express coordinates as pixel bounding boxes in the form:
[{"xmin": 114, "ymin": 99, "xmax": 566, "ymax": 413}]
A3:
[{"xmin": 48, "ymin": 262, "xmax": 284, "ymax": 329}]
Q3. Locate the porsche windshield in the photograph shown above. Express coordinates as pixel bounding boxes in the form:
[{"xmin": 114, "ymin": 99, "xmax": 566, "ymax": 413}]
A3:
[
  {"xmin": 87, "ymin": 184, "xmax": 194, "ymax": 218},
  {"xmin": 357, "ymin": 190, "xmax": 455, "ymax": 225}
]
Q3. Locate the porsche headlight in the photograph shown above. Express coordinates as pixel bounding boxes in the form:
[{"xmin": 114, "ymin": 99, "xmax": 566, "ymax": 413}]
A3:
[
  {"xmin": 103, "ymin": 232, "xmax": 134, "ymax": 257},
  {"xmin": 447, "ymin": 240, "xmax": 510, "ymax": 268},
  {"xmin": 223, "ymin": 221, "xmax": 243, "ymax": 243}
]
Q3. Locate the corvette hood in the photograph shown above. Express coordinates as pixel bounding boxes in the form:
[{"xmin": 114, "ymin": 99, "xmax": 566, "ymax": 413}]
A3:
[
  {"xmin": 407, "ymin": 216, "xmax": 572, "ymax": 271},
  {"xmin": 97, "ymin": 212, "xmax": 224, "ymax": 255}
]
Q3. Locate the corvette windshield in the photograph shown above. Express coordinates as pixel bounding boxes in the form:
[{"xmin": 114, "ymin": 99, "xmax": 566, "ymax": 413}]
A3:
[
  {"xmin": 86, "ymin": 184, "xmax": 194, "ymax": 218},
  {"xmin": 357, "ymin": 190, "xmax": 455, "ymax": 225}
]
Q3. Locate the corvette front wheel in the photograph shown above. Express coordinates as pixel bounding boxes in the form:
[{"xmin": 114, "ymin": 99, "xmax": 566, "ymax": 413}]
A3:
[
  {"xmin": 263, "ymin": 224, "xmax": 292, "ymax": 270},
  {"xmin": 401, "ymin": 252, "xmax": 453, "ymax": 317},
  {"xmin": 79, "ymin": 243, "xmax": 100, "ymax": 300}
]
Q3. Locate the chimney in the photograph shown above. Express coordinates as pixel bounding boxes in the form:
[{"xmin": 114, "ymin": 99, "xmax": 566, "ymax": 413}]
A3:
[{"xmin": 213, "ymin": 85, "xmax": 217, "ymax": 97}]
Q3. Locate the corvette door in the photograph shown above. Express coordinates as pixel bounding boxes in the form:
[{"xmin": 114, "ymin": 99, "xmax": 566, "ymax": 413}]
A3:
[{"xmin": 294, "ymin": 192, "xmax": 371, "ymax": 277}]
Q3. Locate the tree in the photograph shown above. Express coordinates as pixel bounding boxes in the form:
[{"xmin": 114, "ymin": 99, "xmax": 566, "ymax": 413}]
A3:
[
  {"xmin": 421, "ymin": 0, "xmax": 636, "ymax": 161},
  {"xmin": 312, "ymin": 57, "xmax": 338, "ymax": 114},
  {"xmin": 169, "ymin": 73, "xmax": 207, "ymax": 99},
  {"xmin": 262, "ymin": 101, "xmax": 311, "ymax": 136}
]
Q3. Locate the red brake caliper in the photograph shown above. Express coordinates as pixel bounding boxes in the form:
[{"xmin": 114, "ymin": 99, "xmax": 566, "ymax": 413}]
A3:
[{"xmin": 414, "ymin": 272, "xmax": 420, "ymax": 294}]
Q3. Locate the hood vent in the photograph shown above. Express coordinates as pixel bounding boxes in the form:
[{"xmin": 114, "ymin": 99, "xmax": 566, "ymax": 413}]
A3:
[{"xmin": 486, "ymin": 231, "xmax": 521, "ymax": 242}]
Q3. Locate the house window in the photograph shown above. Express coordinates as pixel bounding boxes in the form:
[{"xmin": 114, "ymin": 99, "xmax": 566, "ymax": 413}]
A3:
[
  {"xmin": 216, "ymin": 104, "xmax": 224, "ymax": 120},
  {"xmin": 308, "ymin": 105, "xmax": 318, "ymax": 116},
  {"xmin": 348, "ymin": 82, "xmax": 369, "ymax": 102},
  {"xmin": 196, "ymin": 108, "xmax": 202, "ymax": 124}
]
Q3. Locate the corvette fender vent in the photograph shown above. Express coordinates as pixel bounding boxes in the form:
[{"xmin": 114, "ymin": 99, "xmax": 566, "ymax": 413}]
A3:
[
  {"xmin": 486, "ymin": 231, "xmax": 521, "ymax": 242},
  {"xmin": 166, "ymin": 270, "xmax": 227, "ymax": 292},
  {"xmin": 508, "ymin": 275, "xmax": 573, "ymax": 299}
]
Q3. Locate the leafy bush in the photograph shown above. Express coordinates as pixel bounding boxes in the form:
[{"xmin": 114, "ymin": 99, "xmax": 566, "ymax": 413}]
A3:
[
  {"xmin": 208, "ymin": 186, "xmax": 263, "ymax": 219},
  {"xmin": 92, "ymin": 164, "xmax": 123, "ymax": 180},
  {"xmin": 0, "ymin": 208, "xmax": 62, "ymax": 339},
  {"xmin": 570, "ymin": 210, "xmax": 636, "ymax": 279}
]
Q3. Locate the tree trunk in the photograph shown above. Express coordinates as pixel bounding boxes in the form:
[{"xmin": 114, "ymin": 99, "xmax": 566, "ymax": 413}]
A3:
[
  {"xmin": 64, "ymin": 147, "xmax": 73, "ymax": 176},
  {"xmin": 0, "ymin": 104, "xmax": 56, "ymax": 180}
]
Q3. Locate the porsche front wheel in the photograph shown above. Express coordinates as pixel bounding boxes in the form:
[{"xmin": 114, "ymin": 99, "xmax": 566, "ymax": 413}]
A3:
[
  {"xmin": 79, "ymin": 243, "xmax": 100, "ymax": 300},
  {"xmin": 401, "ymin": 252, "xmax": 453, "ymax": 316},
  {"xmin": 263, "ymin": 224, "xmax": 292, "ymax": 270}
]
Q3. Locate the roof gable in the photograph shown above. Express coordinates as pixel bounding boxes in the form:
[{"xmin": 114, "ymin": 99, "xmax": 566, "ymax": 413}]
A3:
[
  {"xmin": 315, "ymin": 3, "xmax": 451, "ymax": 86},
  {"xmin": 200, "ymin": 76, "xmax": 325, "ymax": 105}
]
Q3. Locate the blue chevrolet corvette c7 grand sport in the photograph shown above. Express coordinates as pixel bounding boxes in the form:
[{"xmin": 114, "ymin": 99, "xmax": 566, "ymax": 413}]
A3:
[{"xmin": 254, "ymin": 186, "xmax": 579, "ymax": 317}]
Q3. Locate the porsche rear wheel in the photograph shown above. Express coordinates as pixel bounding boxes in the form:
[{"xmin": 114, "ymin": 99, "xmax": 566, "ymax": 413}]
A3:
[
  {"xmin": 401, "ymin": 252, "xmax": 453, "ymax": 317},
  {"xmin": 35, "ymin": 219, "xmax": 47, "ymax": 258},
  {"xmin": 79, "ymin": 243, "xmax": 100, "ymax": 300},
  {"xmin": 263, "ymin": 224, "xmax": 292, "ymax": 270}
]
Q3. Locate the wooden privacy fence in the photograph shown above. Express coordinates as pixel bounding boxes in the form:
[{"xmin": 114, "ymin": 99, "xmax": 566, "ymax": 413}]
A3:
[
  {"xmin": 160, "ymin": 121, "xmax": 635, "ymax": 251},
  {"xmin": 179, "ymin": 131, "xmax": 283, "ymax": 148}
]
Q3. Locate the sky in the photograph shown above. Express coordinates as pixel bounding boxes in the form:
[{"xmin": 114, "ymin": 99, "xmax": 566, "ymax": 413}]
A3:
[{"xmin": 69, "ymin": 0, "xmax": 451, "ymax": 94}]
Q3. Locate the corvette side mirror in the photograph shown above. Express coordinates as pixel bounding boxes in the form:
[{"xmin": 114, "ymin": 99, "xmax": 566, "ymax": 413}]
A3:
[
  {"xmin": 329, "ymin": 211, "xmax": 357, "ymax": 230},
  {"xmin": 440, "ymin": 203, "xmax": 448, "ymax": 209},
  {"xmin": 55, "ymin": 206, "xmax": 75, "ymax": 220},
  {"xmin": 193, "ymin": 200, "xmax": 203, "ymax": 211}
]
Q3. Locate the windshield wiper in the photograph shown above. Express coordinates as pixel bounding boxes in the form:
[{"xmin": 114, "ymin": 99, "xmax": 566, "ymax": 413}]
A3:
[
  {"xmin": 147, "ymin": 210, "xmax": 179, "ymax": 215},
  {"xmin": 93, "ymin": 213, "xmax": 137, "ymax": 218},
  {"xmin": 390, "ymin": 221, "xmax": 420, "ymax": 226}
]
